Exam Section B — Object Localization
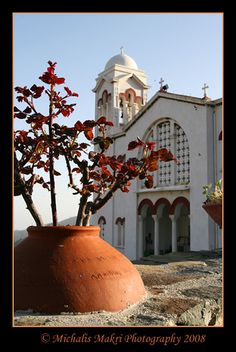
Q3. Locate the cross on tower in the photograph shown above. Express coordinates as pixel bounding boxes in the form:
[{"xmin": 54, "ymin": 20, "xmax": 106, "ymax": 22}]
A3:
[
  {"xmin": 120, "ymin": 46, "xmax": 124, "ymax": 55},
  {"xmin": 159, "ymin": 77, "xmax": 164, "ymax": 89},
  {"xmin": 202, "ymin": 83, "xmax": 209, "ymax": 98}
]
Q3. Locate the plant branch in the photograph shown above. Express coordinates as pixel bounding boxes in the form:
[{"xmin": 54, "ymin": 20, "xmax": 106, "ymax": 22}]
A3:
[
  {"xmin": 91, "ymin": 182, "xmax": 120, "ymax": 214},
  {"xmin": 75, "ymin": 161, "xmax": 90, "ymax": 226},
  {"xmin": 14, "ymin": 152, "xmax": 44, "ymax": 226},
  {"xmin": 64, "ymin": 154, "xmax": 81, "ymax": 194},
  {"xmin": 48, "ymin": 84, "xmax": 58, "ymax": 226}
]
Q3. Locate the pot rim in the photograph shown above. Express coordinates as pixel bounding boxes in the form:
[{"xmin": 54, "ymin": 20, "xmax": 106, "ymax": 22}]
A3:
[{"xmin": 27, "ymin": 225, "xmax": 101, "ymax": 237}]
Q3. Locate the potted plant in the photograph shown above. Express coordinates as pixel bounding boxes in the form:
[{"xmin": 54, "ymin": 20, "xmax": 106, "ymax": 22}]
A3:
[
  {"xmin": 14, "ymin": 60, "xmax": 176, "ymax": 314},
  {"xmin": 202, "ymin": 179, "xmax": 222, "ymax": 228}
]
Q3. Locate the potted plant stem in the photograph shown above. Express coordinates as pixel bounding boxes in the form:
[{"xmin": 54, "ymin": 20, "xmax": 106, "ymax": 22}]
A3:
[{"xmin": 14, "ymin": 61, "xmax": 177, "ymax": 313}]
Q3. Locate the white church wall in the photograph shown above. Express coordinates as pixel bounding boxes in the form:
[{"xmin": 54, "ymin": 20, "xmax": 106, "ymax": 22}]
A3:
[
  {"xmin": 126, "ymin": 78, "xmax": 143, "ymax": 94},
  {"xmin": 92, "ymin": 51, "xmax": 222, "ymax": 259},
  {"xmin": 215, "ymin": 104, "xmax": 222, "ymax": 180},
  {"xmin": 115, "ymin": 97, "xmax": 209, "ymax": 253},
  {"xmin": 96, "ymin": 81, "xmax": 111, "ymax": 98},
  {"xmin": 113, "ymin": 189, "xmax": 138, "ymax": 259},
  {"xmin": 137, "ymin": 189, "xmax": 190, "ymax": 205},
  {"xmin": 92, "ymin": 200, "xmax": 113, "ymax": 244}
]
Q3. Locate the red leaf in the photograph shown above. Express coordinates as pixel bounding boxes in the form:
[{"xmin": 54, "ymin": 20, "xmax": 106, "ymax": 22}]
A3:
[
  {"xmin": 129, "ymin": 141, "xmax": 143, "ymax": 150},
  {"xmin": 72, "ymin": 168, "xmax": 81, "ymax": 173},
  {"xmin": 121, "ymin": 186, "xmax": 129, "ymax": 193},
  {"xmin": 64, "ymin": 86, "xmax": 72, "ymax": 95},
  {"xmin": 101, "ymin": 167, "xmax": 112, "ymax": 176},
  {"xmin": 128, "ymin": 141, "xmax": 138, "ymax": 150},
  {"xmin": 98, "ymin": 155, "xmax": 108, "ymax": 166},
  {"xmin": 84, "ymin": 129, "xmax": 93, "ymax": 141},
  {"xmin": 39, "ymin": 72, "xmax": 53, "ymax": 84},
  {"xmin": 146, "ymin": 141, "xmax": 155, "ymax": 150},
  {"xmin": 87, "ymin": 184, "xmax": 99, "ymax": 192},
  {"xmin": 158, "ymin": 148, "xmax": 176, "ymax": 162},
  {"xmin": 75, "ymin": 121, "xmax": 84, "ymax": 131},
  {"xmin": 81, "ymin": 143, "xmax": 90, "ymax": 149},
  {"xmin": 36, "ymin": 161, "xmax": 45, "ymax": 169},
  {"xmin": 73, "ymin": 150, "xmax": 81, "ymax": 157},
  {"xmin": 16, "ymin": 96, "xmax": 24, "ymax": 102},
  {"xmin": 43, "ymin": 183, "xmax": 50, "ymax": 190},
  {"xmin": 23, "ymin": 107, "xmax": 32, "ymax": 114},
  {"xmin": 54, "ymin": 77, "xmax": 65, "ymax": 85},
  {"xmin": 31, "ymin": 85, "xmax": 44, "ymax": 98},
  {"xmin": 47, "ymin": 61, "xmax": 57, "ymax": 74},
  {"xmin": 145, "ymin": 175, "xmax": 153, "ymax": 189},
  {"xmin": 15, "ymin": 112, "xmax": 26, "ymax": 119},
  {"xmin": 21, "ymin": 167, "xmax": 33, "ymax": 175},
  {"xmin": 105, "ymin": 121, "xmax": 114, "ymax": 126},
  {"xmin": 64, "ymin": 86, "xmax": 79, "ymax": 97},
  {"xmin": 147, "ymin": 160, "xmax": 158, "ymax": 172},
  {"xmin": 53, "ymin": 170, "xmax": 61, "ymax": 176},
  {"xmin": 83, "ymin": 120, "xmax": 97, "ymax": 128},
  {"xmin": 61, "ymin": 106, "xmax": 73, "ymax": 117},
  {"xmin": 109, "ymin": 160, "xmax": 122, "ymax": 171},
  {"xmin": 96, "ymin": 116, "xmax": 107, "ymax": 125},
  {"xmin": 90, "ymin": 171, "xmax": 101, "ymax": 181}
]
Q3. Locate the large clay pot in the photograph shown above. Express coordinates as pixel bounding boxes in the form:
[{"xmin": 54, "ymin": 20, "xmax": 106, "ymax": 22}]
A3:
[
  {"xmin": 202, "ymin": 203, "xmax": 222, "ymax": 228},
  {"xmin": 14, "ymin": 226, "xmax": 146, "ymax": 313}
]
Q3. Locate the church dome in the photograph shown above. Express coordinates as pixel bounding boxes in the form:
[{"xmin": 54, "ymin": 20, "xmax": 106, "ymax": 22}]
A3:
[{"xmin": 105, "ymin": 48, "xmax": 138, "ymax": 70}]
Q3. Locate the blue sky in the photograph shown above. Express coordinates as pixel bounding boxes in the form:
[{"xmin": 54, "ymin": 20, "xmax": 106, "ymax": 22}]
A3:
[{"xmin": 13, "ymin": 12, "xmax": 223, "ymax": 230}]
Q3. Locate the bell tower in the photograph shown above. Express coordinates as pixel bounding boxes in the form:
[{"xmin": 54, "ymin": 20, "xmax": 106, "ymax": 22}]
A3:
[{"xmin": 92, "ymin": 49, "xmax": 149, "ymax": 134}]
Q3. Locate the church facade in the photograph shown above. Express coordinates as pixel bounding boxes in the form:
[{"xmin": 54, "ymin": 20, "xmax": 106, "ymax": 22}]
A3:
[{"xmin": 92, "ymin": 49, "xmax": 222, "ymax": 260}]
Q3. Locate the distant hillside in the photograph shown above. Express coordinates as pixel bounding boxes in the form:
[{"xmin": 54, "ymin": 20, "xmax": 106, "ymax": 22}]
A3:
[
  {"xmin": 14, "ymin": 216, "xmax": 77, "ymax": 246},
  {"xmin": 14, "ymin": 230, "xmax": 28, "ymax": 246}
]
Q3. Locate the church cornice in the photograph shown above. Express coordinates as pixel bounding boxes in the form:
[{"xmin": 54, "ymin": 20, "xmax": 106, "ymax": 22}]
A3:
[
  {"xmin": 92, "ymin": 77, "xmax": 106, "ymax": 93},
  {"xmin": 122, "ymin": 91, "xmax": 222, "ymax": 134},
  {"xmin": 130, "ymin": 74, "xmax": 150, "ymax": 88},
  {"xmin": 93, "ymin": 71, "xmax": 149, "ymax": 92}
]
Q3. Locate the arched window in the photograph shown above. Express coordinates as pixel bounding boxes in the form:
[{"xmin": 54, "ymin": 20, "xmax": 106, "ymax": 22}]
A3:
[
  {"xmin": 139, "ymin": 119, "xmax": 190, "ymax": 188},
  {"xmin": 119, "ymin": 97, "xmax": 125, "ymax": 125},
  {"xmin": 115, "ymin": 217, "xmax": 125, "ymax": 247},
  {"xmin": 98, "ymin": 216, "xmax": 106, "ymax": 239},
  {"xmin": 174, "ymin": 124, "xmax": 190, "ymax": 184},
  {"xmin": 157, "ymin": 120, "xmax": 190, "ymax": 186}
]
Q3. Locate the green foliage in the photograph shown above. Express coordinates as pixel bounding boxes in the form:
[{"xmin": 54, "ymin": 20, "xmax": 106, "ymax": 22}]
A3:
[{"xmin": 202, "ymin": 179, "xmax": 222, "ymax": 204}]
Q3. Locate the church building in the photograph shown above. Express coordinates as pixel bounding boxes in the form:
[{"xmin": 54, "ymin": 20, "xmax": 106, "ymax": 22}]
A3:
[{"xmin": 92, "ymin": 49, "xmax": 222, "ymax": 260}]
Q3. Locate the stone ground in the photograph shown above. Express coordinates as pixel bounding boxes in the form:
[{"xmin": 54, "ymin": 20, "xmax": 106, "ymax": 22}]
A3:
[{"xmin": 14, "ymin": 250, "xmax": 222, "ymax": 327}]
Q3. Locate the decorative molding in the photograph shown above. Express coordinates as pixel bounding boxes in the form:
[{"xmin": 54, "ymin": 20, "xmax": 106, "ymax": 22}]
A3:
[
  {"xmin": 154, "ymin": 198, "xmax": 171, "ymax": 213},
  {"xmin": 138, "ymin": 199, "xmax": 155, "ymax": 215},
  {"xmin": 170, "ymin": 197, "xmax": 190, "ymax": 215}
]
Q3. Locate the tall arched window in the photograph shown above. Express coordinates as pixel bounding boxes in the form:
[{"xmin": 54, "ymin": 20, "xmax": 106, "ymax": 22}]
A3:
[
  {"xmin": 98, "ymin": 216, "xmax": 106, "ymax": 239},
  {"xmin": 115, "ymin": 217, "xmax": 125, "ymax": 247},
  {"xmin": 140, "ymin": 119, "xmax": 190, "ymax": 188}
]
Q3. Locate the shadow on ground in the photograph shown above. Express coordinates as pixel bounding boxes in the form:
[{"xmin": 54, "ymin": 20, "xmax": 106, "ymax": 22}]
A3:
[{"xmin": 132, "ymin": 250, "xmax": 222, "ymax": 265}]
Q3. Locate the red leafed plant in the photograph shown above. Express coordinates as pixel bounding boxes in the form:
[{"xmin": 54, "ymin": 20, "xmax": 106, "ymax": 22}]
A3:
[{"xmin": 14, "ymin": 61, "xmax": 177, "ymax": 227}]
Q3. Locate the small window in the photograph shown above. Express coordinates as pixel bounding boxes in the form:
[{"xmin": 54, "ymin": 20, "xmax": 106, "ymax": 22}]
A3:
[
  {"xmin": 115, "ymin": 217, "xmax": 125, "ymax": 247},
  {"xmin": 98, "ymin": 216, "xmax": 106, "ymax": 239}
]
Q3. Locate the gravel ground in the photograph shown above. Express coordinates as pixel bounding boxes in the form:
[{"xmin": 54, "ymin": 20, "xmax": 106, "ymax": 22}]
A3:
[{"xmin": 14, "ymin": 252, "xmax": 222, "ymax": 327}]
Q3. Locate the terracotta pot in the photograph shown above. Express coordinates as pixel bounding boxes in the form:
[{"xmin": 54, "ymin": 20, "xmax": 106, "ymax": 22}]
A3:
[
  {"xmin": 14, "ymin": 226, "xmax": 146, "ymax": 313},
  {"xmin": 202, "ymin": 203, "xmax": 222, "ymax": 228}
]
